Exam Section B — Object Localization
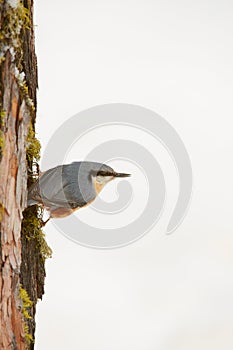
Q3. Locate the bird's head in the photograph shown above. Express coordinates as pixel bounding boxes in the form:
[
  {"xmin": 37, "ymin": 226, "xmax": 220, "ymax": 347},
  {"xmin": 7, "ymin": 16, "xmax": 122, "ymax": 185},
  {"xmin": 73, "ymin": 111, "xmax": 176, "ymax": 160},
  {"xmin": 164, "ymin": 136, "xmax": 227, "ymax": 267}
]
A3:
[{"xmin": 90, "ymin": 163, "xmax": 131, "ymax": 194}]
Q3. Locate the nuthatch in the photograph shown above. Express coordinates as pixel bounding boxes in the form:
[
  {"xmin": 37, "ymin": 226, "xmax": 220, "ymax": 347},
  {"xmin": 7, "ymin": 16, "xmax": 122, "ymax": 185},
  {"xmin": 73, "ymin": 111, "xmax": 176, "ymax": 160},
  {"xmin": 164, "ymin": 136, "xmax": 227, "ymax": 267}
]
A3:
[{"xmin": 27, "ymin": 161, "xmax": 130, "ymax": 224}]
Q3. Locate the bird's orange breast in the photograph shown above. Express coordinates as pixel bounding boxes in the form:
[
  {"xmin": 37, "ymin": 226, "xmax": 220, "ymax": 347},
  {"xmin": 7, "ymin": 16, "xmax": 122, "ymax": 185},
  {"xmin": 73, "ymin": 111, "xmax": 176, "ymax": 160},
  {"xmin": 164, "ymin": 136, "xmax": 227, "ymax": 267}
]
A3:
[{"xmin": 93, "ymin": 180, "xmax": 104, "ymax": 194}]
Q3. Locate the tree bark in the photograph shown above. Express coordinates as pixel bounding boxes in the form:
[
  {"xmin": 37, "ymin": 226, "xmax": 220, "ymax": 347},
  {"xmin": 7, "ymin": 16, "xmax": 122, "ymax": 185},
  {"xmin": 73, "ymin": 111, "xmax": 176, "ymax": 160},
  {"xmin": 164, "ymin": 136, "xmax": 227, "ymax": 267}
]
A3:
[{"xmin": 0, "ymin": 1, "xmax": 48, "ymax": 349}]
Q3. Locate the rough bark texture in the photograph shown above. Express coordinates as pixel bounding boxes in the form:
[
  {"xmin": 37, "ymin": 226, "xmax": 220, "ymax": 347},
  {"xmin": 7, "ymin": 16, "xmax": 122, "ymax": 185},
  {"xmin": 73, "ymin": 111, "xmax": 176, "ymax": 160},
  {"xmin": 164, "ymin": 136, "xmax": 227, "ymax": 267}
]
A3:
[{"xmin": 0, "ymin": 1, "xmax": 46, "ymax": 349}]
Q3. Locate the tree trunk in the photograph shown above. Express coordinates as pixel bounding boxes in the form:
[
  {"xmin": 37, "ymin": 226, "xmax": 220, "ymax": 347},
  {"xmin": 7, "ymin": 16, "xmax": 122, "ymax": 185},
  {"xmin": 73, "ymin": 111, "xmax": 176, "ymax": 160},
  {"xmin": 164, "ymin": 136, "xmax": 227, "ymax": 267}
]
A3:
[{"xmin": 0, "ymin": 1, "xmax": 50, "ymax": 349}]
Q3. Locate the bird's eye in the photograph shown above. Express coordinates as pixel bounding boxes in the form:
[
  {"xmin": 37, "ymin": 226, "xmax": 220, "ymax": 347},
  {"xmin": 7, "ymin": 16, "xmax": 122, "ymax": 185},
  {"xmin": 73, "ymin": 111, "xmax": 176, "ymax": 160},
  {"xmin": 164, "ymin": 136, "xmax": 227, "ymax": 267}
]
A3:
[{"xmin": 97, "ymin": 171, "xmax": 108, "ymax": 176}]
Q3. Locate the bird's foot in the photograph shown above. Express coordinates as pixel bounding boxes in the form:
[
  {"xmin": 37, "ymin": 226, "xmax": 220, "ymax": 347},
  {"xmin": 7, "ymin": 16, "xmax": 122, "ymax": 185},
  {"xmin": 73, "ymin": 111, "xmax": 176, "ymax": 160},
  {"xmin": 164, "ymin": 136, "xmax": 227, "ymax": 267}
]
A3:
[{"xmin": 41, "ymin": 217, "xmax": 50, "ymax": 227}]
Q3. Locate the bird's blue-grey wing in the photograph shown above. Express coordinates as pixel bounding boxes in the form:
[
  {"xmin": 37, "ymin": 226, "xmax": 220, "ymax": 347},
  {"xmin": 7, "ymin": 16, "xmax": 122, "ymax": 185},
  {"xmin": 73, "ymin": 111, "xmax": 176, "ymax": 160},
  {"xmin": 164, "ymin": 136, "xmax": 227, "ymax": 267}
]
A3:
[
  {"xmin": 28, "ymin": 164, "xmax": 96, "ymax": 208},
  {"xmin": 28, "ymin": 165, "xmax": 64, "ymax": 206}
]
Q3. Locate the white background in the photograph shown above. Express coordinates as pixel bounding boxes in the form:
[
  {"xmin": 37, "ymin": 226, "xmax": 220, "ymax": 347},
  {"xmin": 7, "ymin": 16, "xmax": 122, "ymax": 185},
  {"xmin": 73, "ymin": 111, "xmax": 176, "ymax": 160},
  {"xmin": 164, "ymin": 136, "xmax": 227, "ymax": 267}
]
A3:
[{"xmin": 34, "ymin": 1, "xmax": 233, "ymax": 349}]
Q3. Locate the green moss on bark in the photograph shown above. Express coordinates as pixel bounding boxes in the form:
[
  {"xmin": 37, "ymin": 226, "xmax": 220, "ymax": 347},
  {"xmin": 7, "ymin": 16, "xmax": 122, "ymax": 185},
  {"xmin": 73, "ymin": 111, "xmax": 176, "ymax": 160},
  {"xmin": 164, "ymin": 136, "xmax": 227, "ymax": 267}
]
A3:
[{"xmin": 19, "ymin": 285, "xmax": 34, "ymax": 347}]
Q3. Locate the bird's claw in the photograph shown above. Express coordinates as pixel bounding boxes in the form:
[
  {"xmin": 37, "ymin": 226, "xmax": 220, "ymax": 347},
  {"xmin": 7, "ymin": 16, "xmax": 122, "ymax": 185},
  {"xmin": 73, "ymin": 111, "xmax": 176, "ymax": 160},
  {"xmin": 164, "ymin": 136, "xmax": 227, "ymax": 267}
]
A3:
[{"xmin": 41, "ymin": 217, "xmax": 50, "ymax": 227}]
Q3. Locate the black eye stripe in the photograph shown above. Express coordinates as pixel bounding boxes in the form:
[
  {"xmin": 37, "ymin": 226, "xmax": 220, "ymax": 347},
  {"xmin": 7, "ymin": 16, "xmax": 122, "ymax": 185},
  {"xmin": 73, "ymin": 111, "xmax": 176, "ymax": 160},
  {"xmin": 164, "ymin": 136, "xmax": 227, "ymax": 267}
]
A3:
[{"xmin": 97, "ymin": 171, "xmax": 113, "ymax": 176}]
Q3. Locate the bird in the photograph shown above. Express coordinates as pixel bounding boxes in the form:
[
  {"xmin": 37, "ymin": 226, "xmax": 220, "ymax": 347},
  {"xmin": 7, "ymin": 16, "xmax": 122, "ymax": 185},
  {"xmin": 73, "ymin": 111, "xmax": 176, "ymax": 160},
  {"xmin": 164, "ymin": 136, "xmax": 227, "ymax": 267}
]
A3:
[{"xmin": 27, "ymin": 161, "xmax": 130, "ymax": 224}]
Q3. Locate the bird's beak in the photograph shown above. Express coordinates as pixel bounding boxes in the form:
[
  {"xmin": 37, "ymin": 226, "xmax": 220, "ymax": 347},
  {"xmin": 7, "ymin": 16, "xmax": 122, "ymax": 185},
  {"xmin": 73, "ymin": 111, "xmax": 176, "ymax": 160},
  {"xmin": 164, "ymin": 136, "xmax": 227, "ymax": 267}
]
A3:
[{"xmin": 114, "ymin": 172, "xmax": 131, "ymax": 178}]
